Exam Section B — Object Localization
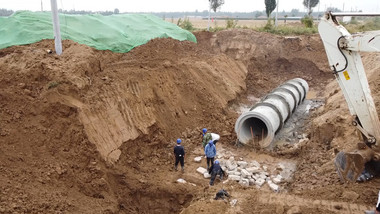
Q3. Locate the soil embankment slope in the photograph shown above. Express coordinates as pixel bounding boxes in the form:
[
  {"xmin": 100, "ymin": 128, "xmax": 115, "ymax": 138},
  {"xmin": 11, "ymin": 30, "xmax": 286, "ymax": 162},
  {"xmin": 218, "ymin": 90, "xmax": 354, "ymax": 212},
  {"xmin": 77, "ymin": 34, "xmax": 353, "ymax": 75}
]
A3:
[{"xmin": 1, "ymin": 29, "xmax": 379, "ymax": 213}]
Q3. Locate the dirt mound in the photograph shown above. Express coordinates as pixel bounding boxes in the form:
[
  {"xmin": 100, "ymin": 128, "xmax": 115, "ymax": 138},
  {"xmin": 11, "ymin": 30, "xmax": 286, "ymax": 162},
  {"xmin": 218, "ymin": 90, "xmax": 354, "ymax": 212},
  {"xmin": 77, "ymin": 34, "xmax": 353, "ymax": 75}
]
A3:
[
  {"xmin": 195, "ymin": 29, "xmax": 332, "ymax": 97},
  {"xmin": 0, "ymin": 36, "xmax": 247, "ymax": 213},
  {"xmin": 291, "ymin": 52, "xmax": 380, "ymax": 205},
  {"xmin": 1, "ymin": 28, "xmax": 379, "ymax": 214}
]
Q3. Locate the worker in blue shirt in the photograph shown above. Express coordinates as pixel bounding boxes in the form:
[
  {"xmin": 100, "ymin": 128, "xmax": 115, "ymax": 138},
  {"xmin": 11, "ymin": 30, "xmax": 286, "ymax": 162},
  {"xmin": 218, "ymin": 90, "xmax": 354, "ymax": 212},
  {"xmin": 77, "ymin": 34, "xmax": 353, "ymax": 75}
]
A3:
[{"xmin": 204, "ymin": 140, "xmax": 216, "ymax": 170}]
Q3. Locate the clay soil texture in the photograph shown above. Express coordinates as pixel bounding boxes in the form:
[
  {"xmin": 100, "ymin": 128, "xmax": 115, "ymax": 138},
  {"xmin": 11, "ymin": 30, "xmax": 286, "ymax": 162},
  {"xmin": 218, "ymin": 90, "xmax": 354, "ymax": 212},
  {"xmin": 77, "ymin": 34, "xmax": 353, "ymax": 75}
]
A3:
[{"xmin": 1, "ymin": 29, "xmax": 380, "ymax": 214}]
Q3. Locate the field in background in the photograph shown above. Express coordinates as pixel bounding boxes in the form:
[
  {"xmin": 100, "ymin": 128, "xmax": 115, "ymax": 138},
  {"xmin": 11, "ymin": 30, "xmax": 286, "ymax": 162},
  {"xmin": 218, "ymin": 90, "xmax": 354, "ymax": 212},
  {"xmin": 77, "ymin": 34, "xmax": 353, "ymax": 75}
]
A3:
[
  {"xmin": 166, "ymin": 18, "xmax": 302, "ymax": 29},
  {"xmin": 167, "ymin": 17, "xmax": 380, "ymax": 34}
]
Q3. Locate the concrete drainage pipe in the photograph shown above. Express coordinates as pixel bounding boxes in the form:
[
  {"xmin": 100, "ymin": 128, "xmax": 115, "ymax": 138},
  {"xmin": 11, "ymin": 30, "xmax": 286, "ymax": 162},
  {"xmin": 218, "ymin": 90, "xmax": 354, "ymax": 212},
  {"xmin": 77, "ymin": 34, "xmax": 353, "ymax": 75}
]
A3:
[{"xmin": 235, "ymin": 78, "xmax": 309, "ymax": 148}]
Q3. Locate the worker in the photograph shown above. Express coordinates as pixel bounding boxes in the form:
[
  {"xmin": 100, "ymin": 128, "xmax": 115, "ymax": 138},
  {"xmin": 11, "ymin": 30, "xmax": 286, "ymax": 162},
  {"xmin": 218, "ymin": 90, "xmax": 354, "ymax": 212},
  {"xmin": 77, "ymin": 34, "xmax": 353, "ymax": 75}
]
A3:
[
  {"xmin": 173, "ymin": 138, "xmax": 185, "ymax": 172},
  {"xmin": 365, "ymin": 190, "xmax": 380, "ymax": 214},
  {"xmin": 202, "ymin": 128, "xmax": 212, "ymax": 149},
  {"xmin": 204, "ymin": 140, "xmax": 216, "ymax": 170},
  {"xmin": 209, "ymin": 160, "xmax": 224, "ymax": 186},
  {"xmin": 214, "ymin": 189, "xmax": 230, "ymax": 200},
  {"xmin": 202, "ymin": 128, "xmax": 220, "ymax": 147}
]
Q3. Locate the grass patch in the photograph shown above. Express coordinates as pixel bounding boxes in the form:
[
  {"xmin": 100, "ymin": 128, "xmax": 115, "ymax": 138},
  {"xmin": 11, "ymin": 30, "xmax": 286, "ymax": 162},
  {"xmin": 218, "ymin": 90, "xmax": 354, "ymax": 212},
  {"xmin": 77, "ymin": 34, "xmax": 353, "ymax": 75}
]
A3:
[
  {"xmin": 256, "ymin": 24, "xmax": 317, "ymax": 35},
  {"xmin": 177, "ymin": 17, "xmax": 194, "ymax": 31},
  {"xmin": 226, "ymin": 18, "xmax": 238, "ymax": 29},
  {"xmin": 186, "ymin": 16, "xmax": 379, "ymax": 36},
  {"xmin": 343, "ymin": 17, "xmax": 380, "ymax": 33},
  {"xmin": 301, "ymin": 16, "xmax": 314, "ymax": 28},
  {"xmin": 193, "ymin": 24, "xmax": 318, "ymax": 35},
  {"xmin": 188, "ymin": 18, "xmax": 319, "ymax": 35},
  {"xmin": 208, "ymin": 26, "xmax": 226, "ymax": 32}
]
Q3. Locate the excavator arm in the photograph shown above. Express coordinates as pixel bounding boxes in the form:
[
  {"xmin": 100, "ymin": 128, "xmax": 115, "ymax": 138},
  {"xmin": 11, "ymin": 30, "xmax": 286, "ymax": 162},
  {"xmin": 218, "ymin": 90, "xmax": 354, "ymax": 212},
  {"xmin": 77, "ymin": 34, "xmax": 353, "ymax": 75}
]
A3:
[{"xmin": 318, "ymin": 12, "xmax": 380, "ymax": 182}]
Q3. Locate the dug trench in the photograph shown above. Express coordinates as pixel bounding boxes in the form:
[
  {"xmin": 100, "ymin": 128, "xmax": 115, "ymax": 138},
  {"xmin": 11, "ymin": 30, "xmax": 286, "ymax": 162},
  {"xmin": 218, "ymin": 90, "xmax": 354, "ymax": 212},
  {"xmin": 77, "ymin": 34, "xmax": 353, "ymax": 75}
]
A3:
[{"xmin": 0, "ymin": 29, "xmax": 380, "ymax": 213}]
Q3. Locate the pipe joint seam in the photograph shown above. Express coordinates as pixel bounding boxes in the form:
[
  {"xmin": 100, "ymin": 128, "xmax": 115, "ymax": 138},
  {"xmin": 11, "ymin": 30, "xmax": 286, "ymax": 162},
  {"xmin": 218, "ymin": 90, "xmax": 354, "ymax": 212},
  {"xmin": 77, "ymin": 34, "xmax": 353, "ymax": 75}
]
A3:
[
  {"xmin": 294, "ymin": 81, "xmax": 307, "ymax": 101},
  {"xmin": 253, "ymin": 102, "xmax": 284, "ymax": 132},
  {"xmin": 282, "ymin": 83, "xmax": 302, "ymax": 105},
  {"xmin": 263, "ymin": 93, "xmax": 291, "ymax": 121},
  {"xmin": 272, "ymin": 87, "xmax": 298, "ymax": 112}
]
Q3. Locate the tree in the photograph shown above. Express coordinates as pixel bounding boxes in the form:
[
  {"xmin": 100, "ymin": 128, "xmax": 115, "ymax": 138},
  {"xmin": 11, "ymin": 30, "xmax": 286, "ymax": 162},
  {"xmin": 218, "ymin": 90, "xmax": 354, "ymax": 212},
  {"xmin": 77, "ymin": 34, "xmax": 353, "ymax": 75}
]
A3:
[
  {"xmin": 210, "ymin": 0, "xmax": 225, "ymax": 12},
  {"xmin": 265, "ymin": 0, "xmax": 276, "ymax": 18},
  {"xmin": 114, "ymin": 8, "xmax": 119, "ymax": 14},
  {"xmin": 290, "ymin": 8, "xmax": 299, "ymax": 17},
  {"xmin": 0, "ymin": 8, "xmax": 14, "ymax": 16},
  {"xmin": 207, "ymin": 0, "xmax": 225, "ymax": 31},
  {"xmin": 303, "ymin": 0, "xmax": 319, "ymax": 17}
]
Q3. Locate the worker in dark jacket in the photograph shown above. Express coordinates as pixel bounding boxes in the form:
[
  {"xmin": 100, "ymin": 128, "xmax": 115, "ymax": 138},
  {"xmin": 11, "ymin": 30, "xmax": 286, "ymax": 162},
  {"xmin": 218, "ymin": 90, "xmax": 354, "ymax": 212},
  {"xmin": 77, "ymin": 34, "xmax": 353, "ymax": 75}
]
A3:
[
  {"xmin": 209, "ymin": 160, "xmax": 224, "ymax": 186},
  {"xmin": 214, "ymin": 189, "xmax": 230, "ymax": 200},
  {"xmin": 174, "ymin": 138, "xmax": 185, "ymax": 172}
]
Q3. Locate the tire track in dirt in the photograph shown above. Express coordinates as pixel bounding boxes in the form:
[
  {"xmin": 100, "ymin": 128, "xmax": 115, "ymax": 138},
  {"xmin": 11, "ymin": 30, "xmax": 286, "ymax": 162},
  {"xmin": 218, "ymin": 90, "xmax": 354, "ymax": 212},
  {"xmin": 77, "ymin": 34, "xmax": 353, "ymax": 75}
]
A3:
[{"xmin": 126, "ymin": 80, "xmax": 141, "ymax": 97}]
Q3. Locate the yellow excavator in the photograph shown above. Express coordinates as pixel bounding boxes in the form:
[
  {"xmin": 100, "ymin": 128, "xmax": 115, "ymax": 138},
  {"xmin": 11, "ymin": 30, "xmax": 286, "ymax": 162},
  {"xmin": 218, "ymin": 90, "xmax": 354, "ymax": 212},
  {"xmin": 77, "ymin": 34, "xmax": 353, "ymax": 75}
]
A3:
[{"xmin": 318, "ymin": 12, "xmax": 380, "ymax": 182}]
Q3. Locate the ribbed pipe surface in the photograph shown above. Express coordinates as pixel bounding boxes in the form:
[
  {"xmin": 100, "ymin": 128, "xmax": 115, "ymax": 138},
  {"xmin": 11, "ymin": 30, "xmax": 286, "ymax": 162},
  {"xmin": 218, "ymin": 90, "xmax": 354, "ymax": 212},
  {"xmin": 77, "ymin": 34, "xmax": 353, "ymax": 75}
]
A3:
[{"xmin": 235, "ymin": 78, "xmax": 309, "ymax": 148}]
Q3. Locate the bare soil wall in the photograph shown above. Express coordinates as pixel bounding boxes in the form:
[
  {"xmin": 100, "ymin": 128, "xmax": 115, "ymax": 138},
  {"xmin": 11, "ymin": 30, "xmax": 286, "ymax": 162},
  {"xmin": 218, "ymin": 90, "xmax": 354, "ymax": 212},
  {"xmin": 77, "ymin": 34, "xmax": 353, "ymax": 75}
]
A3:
[{"xmin": 1, "ymin": 29, "xmax": 379, "ymax": 213}]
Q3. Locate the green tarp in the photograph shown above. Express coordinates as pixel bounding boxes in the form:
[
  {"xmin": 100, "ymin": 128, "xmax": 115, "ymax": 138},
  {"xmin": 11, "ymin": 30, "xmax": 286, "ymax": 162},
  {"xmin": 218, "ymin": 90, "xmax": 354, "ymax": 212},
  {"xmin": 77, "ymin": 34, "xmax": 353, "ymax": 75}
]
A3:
[{"xmin": 0, "ymin": 11, "xmax": 197, "ymax": 53}]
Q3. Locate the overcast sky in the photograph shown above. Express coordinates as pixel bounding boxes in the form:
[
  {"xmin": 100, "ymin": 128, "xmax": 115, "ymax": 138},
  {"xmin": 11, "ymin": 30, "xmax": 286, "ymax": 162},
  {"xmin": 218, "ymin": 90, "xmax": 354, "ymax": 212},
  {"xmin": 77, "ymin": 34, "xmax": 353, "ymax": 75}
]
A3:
[{"xmin": 1, "ymin": 0, "xmax": 379, "ymax": 13}]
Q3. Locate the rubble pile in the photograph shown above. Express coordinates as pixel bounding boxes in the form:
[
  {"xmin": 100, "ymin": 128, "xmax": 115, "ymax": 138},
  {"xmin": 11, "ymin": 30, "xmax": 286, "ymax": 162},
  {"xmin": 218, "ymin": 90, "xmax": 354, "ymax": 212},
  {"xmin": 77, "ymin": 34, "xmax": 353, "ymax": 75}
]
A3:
[{"xmin": 195, "ymin": 155, "xmax": 296, "ymax": 192}]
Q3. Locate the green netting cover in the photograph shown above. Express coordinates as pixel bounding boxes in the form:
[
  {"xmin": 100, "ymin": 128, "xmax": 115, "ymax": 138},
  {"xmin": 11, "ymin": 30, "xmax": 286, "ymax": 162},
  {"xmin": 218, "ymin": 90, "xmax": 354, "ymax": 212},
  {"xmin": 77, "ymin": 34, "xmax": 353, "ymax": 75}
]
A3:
[{"xmin": 0, "ymin": 11, "xmax": 197, "ymax": 52}]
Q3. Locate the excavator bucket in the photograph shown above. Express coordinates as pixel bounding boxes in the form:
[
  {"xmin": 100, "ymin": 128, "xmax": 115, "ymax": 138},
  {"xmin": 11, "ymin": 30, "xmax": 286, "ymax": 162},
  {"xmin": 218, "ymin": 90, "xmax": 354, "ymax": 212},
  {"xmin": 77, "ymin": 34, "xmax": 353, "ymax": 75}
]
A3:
[{"xmin": 334, "ymin": 151, "xmax": 366, "ymax": 182}]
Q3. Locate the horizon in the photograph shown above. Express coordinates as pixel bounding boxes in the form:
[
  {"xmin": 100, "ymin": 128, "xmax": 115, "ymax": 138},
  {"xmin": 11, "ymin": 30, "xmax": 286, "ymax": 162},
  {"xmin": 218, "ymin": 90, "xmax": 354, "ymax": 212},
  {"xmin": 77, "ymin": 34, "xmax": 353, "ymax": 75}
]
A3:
[
  {"xmin": 0, "ymin": 8, "xmax": 331, "ymax": 14},
  {"xmin": 1, "ymin": 0, "xmax": 379, "ymax": 13}
]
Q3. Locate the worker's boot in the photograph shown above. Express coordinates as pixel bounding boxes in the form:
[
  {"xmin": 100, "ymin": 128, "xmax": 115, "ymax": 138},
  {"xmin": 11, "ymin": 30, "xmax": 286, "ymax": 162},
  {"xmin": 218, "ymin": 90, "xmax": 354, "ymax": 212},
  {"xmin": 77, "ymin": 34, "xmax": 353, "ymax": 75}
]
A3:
[
  {"xmin": 174, "ymin": 166, "xmax": 178, "ymax": 171},
  {"xmin": 181, "ymin": 167, "xmax": 184, "ymax": 172}
]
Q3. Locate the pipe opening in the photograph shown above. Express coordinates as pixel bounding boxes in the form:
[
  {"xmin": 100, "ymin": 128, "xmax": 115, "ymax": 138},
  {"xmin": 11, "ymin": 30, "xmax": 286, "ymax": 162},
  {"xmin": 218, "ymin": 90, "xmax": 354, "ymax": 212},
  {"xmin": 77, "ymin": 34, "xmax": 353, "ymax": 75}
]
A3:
[
  {"xmin": 235, "ymin": 78, "xmax": 309, "ymax": 148},
  {"xmin": 240, "ymin": 117, "xmax": 269, "ymax": 145}
]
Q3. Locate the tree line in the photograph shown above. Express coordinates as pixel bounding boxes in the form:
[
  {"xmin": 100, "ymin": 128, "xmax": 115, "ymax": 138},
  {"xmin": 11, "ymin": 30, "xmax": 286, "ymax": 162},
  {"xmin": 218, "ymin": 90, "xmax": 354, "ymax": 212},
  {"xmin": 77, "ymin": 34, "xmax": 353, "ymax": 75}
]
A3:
[
  {"xmin": 0, "ymin": 8, "xmax": 120, "ymax": 17},
  {"xmin": 264, "ymin": 0, "xmax": 320, "ymax": 18},
  {"xmin": 0, "ymin": 8, "xmax": 14, "ymax": 16},
  {"xmin": 0, "ymin": 8, "xmax": 330, "ymax": 18},
  {"xmin": 1, "ymin": 0, "xmax": 340, "ymax": 19}
]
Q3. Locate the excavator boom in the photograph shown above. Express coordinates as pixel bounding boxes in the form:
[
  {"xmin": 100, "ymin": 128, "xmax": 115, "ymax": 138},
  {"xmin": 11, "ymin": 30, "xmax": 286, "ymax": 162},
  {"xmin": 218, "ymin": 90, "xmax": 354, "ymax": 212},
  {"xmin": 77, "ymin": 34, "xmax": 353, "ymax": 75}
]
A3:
[{"xmin": 318, "ymin": 12, "xmax": 380, "ymax": 182}]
